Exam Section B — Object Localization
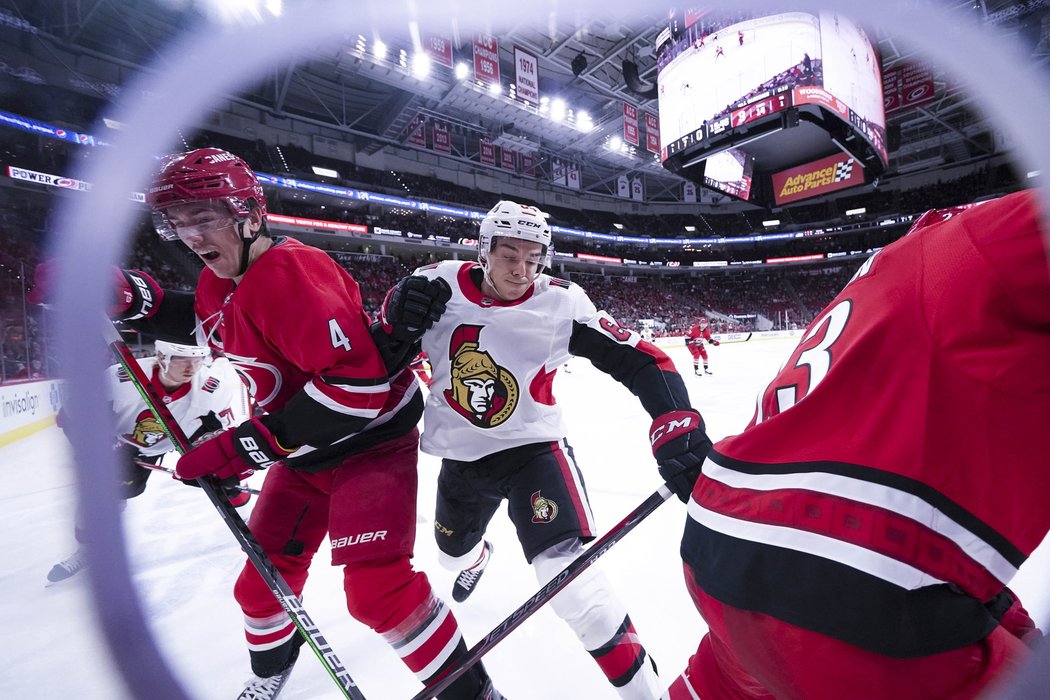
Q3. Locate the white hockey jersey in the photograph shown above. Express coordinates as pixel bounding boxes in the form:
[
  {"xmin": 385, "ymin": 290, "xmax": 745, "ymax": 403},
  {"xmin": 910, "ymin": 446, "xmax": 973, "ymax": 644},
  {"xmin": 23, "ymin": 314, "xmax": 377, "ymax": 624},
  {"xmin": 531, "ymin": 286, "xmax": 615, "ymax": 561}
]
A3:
[
  {"xmin": 109, "ymin": 356, "xmax": 251, "ymax": 457},
  {"xmin": 414, "ymin": 260, "xmax": 657, "ymax": 461}
]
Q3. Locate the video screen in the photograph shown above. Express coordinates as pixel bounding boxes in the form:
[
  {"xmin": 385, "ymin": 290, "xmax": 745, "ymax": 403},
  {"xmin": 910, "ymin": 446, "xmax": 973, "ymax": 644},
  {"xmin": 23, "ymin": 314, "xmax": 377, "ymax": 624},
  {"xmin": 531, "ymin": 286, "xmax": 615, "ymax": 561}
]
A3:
[
  {"xmin": 703, "ymin": 148, "xmax": 755, "ymax": 200},
  {"xmin": 656, "ymin": 10, "xmax": 886, "ymax": 166}
]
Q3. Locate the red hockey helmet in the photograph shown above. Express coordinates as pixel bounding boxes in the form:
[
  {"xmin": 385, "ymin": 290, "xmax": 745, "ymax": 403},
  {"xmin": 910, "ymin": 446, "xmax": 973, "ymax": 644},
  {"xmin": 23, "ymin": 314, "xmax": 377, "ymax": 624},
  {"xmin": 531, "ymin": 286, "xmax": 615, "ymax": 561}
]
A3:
[
  {"xmin": 147, "ymin": 148, "xmax": 266, "ymax": 241},
  {"xmin": 699, "ymin": 317, "xmax": 709, "ymax": 326}
]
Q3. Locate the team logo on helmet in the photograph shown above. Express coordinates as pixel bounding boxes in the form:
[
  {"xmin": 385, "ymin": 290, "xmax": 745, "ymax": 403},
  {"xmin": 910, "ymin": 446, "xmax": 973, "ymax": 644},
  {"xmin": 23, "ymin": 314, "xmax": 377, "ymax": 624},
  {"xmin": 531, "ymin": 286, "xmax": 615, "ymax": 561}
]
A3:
[
  {"xmin": 530, "ymin": 490, "xmax": 559, "ymax": 523},
  {"xmin": 443, "ymin": 324, "xmax": 518, "ymax": 428},
  {"xmin": 126, "ymin": 410, "xmax": 166, "ymax": 447}
]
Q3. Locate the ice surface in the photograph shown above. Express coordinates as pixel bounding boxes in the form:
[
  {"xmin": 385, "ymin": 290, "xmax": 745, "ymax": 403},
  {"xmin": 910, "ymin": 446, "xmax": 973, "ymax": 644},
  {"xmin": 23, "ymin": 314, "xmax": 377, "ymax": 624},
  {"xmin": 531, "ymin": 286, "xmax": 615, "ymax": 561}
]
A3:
[{"xmin": 4, "ymin": 339, "xmax": 1048, "ymax": 699}]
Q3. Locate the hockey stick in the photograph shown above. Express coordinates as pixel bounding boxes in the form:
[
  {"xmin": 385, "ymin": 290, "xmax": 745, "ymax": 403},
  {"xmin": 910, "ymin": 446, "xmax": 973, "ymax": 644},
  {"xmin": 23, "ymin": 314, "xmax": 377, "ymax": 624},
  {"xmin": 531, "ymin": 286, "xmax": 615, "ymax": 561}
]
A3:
[
  {"xmin": 411, "ymin": 484, "xmax": 675, "ymax": 700},
  {"xmin": 712, "ymin": 332, "xmax": 752, "ymax": 344},
  {"xmin": 133, "ymin": 458, "xmax": 261, "ymax": 496},
  {"xmin": 103, "ymin": 324, "xmax": 366, "ymax": 700}
]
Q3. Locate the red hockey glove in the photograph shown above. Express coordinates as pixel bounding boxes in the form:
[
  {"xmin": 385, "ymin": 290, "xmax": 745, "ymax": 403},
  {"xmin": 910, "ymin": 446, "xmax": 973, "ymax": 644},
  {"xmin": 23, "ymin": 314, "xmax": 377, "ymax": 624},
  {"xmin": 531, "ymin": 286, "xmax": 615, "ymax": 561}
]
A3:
[
  {"xmin": 650, "ymin": 410, "xmax": 713, "ymax": 503},
  {"xmin": 176, "ymin": 417, "xmax": 294, "ymax": 483},
  {"xmin": 995, "ymin": 588, "xmax": 1044, "ymax": 647},
  {"xmin": 710, "ymin": 339, "xmax": 720, "ymax": 346},
  {"xmin": 381, "ymin": 275, "xmax": 452, "ymax": 342},
  {"xmin": 29, "ymin": 260, "xmax": 163, "ymax": 320}
]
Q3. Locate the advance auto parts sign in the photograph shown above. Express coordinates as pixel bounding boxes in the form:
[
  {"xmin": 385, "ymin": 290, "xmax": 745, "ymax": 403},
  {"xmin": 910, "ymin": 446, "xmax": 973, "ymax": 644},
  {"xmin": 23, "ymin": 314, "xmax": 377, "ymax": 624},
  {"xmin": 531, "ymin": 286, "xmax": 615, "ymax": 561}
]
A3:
[{"xmin": 771, "ymin": 153, "xmax": 865, "ymax": 205}]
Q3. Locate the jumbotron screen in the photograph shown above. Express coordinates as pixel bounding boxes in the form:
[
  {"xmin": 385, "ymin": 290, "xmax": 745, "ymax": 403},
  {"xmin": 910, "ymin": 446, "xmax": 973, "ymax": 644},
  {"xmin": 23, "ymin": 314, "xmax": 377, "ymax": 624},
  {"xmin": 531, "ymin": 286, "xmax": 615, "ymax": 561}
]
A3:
[
  {"xmin": 656, "ymin": 10, "xmax": 887, "ymax": 170},
  {"xmin": 703, "ymin": 148, "xmax": 755, "ymax": 199}
]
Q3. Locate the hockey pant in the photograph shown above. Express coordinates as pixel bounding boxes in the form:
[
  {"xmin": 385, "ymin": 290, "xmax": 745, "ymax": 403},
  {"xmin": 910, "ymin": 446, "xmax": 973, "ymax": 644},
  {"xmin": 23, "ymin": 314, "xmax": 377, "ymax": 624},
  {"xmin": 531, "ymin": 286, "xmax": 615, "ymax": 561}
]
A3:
[
  {"xmin": 233, "ymin": 429, "xmax": 490, "ymax": 699},
  {"xmin": 687, "ymin": 344, "xmax": 708, "ymax": 363},
  {"xmin": 666, "ymin": 573, "xmax": 1033, "ymax": 700},
  {"xmin": 519, "ymin": 538, "xmax": 663, "ymax": 699}
]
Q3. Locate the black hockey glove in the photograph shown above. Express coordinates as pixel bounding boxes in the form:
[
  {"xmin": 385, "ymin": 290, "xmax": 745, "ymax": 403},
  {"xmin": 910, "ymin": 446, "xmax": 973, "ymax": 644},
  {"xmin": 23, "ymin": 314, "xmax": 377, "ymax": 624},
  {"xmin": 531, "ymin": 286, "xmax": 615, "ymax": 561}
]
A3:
[
  {"xmin": 650, "ymin": 410, "xmax": 713, "ymax": 503},
  {"xmin": 380, "ymin": 275, "xmax": 452, "ymax": 343}
]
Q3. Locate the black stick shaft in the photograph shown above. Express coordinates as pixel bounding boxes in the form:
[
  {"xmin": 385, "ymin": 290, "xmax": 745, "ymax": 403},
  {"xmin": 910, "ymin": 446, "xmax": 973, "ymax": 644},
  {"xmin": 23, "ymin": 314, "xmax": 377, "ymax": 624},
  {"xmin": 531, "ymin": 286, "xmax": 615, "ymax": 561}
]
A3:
[
  {"xmin": 105, "ymin": 326, "xmax": 365, "ymax": 700},
  {"xmin": 411, "ymin": 484, "xmax": 673, "ymax": 700}
]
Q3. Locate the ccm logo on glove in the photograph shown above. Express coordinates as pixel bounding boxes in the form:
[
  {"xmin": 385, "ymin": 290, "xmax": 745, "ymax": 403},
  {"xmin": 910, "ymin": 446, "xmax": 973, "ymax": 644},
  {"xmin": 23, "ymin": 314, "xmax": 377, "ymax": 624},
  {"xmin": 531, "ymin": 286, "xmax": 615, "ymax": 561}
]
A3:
[{"xmin": 650, "ymin": 411, "xmax": 699, "ymax": 449}]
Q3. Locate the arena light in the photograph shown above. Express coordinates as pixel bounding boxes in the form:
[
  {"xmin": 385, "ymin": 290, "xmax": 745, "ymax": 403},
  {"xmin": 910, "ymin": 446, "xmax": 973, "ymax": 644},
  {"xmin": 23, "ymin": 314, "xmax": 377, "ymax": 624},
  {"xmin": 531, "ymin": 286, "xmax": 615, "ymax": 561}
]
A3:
[
  {"xmin": 311, "ymin": 165, "xmax": 339, "ymax": 178},
  {"xmin": 372, "ymin": 38, "xmax": 387, "ymax": 60},
  {"xmin": 200, "ymin": 0, "xmax": 282, "ymax": 23},
  {"xmin": 454, "ymin": 62, "xmax": 470, "ymax": 80},
  {"xmin": 488, "ymin": 81, "xmax": 502, "ymax": 95},
  {"xmin": 1028, "ymin": 170, "xmax": 1042, "ymax": 178},
  {"xmin": 684, "ymin": 225, "xmax": 696, "ymax": 231},
  {"xmin": 845, "ymin": 207, "xmax": 867, "ymax": 216},
  {"xmin": 613, "ymin": 223, "xmax": 624, "ymax": 229},
  {"xmin": 577, "ymin": 110, "xmax": 593, "ymax": 132},
  {"xmin": 411, "ymin": 52, "xmax": 431, "ymax": 79},
  {"xmin": 550, "ymin": 98, "xmax": 566, "ymax": 122},
  {"xmin": 763, "ymin": 219, "xmax": 781, "ymax": 227}
]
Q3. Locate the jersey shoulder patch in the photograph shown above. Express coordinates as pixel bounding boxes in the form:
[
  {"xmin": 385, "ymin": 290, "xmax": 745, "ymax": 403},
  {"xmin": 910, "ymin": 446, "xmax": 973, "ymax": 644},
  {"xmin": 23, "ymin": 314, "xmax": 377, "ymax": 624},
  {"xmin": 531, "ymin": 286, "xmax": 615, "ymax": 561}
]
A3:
[
  {"xmin": 548, "ymin": 276, "xmax": 572, "ymax": 289},
  {"xmin": 201, "ymin": 376, "xmax": 220, "ymax": 393}
]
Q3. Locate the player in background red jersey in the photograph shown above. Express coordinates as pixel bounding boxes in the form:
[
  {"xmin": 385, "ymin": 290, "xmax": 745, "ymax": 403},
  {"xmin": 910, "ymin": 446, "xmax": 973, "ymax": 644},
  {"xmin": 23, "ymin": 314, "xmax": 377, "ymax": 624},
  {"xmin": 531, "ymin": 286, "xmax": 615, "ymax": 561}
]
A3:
[
  {"xmin": 685, "ymin": 317, "xmax": 719, "ymax": 375},
  {"xmin": 32, "ymin": 148, "xmax": 503, "ymax": 700},
  {"xmin": 669, "ymin": 190, "xmax": 1048, "ymax": 700}
]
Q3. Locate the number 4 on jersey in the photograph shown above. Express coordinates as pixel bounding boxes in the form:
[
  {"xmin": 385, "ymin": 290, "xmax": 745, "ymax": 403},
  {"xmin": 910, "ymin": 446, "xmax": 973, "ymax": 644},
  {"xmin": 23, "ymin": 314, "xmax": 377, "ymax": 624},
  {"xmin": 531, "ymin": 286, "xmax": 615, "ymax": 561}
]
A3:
[{"xmin": 329, "ymin": 318, "xmax": 352, "ymax": 351}]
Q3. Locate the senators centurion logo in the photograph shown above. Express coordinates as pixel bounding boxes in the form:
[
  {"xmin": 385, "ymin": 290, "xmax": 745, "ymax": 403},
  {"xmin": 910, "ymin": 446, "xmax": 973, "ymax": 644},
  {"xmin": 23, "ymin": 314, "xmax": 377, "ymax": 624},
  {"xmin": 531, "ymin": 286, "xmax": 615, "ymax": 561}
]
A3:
[
  {"xmin": 530, "ymin": 490, "xmax": 558, "ymax": 523},
  {"xmin": 443, "ymin": 324, "xmax": 518, "ymax": 428},
  {"xmin": 125, "ymin": 410, "xmax": 166, "ymax": 447}
]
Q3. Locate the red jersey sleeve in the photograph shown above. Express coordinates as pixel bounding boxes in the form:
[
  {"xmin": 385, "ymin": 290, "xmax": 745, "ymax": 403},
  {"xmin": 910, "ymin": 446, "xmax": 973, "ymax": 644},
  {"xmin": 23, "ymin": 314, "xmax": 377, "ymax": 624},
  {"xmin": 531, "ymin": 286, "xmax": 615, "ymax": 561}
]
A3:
[{"xmin": 244, "ymin": 247, "xmax": 392, "ymax": 447}]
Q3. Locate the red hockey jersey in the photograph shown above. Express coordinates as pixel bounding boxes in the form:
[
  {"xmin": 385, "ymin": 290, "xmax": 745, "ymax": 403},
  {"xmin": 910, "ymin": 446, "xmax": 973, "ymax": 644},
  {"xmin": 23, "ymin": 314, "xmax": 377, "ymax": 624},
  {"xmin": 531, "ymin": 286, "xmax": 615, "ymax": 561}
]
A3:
[
  {"xmin": 682, "ymin": 190, "xmax": 1050, "ymax": 657},
  {"xmin": 193, "ymin": 238, "xmax": 420, "ymax": 470}
]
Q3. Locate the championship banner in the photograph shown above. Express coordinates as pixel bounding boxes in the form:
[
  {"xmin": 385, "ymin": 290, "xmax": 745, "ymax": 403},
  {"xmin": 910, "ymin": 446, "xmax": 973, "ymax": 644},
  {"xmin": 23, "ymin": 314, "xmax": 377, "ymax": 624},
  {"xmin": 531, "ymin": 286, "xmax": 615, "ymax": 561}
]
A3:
[
  {"xmin": 514, "ymin": 46, "xmax": 539, "ymax": 106},
  {"xmin": 644, "ymin": 112, "xmax": 660, "ymax": 154},
  {"xmin": 407, "ymin": 118, "xmax": 426, "ymax": 147},
  {"xmin": 567, "ymin": 163, "xmax": 580, "ymax": 190},
  {"xmin": 479, "ymin": 138, "xmax": 496, "ymax": 166},
  {"xmin": 432, "ymin": 121, "xmax": 451, "ymax": 154},
  {"xmin": 899, "ymin": 62, "xmax": 936, "ymax": 111},
  {"xmin": 473, "ymin": 33, "xmax": 500, "ymax": 86},
  {"xmin": 631, "ymin": 176, "xmax": 644, "ymax": 201},
  {"xmin": 423, "ymin": 32, "xmax": 453, "ymax": 68},
  {"xmin": 682, "ymin": 180, "xmax": 697, "ymax": 203},
  {"xmin": 500, "ymin": 147, "xmax": 517, "ymax": 171},
  {"xmin": 521, "ymin": 151, "xmax": 536, "ymax": 177},
  {"xmin": 551, "ymin": 159, "xmax": 567, "ymax": 187},
  {"xmin": 617, "ymin": 174, "xmax": 630, "ymax": 198},
  {"xmin": 623, "ymin": 102, "xmax": 640, "ymax": 146},
  {"xmin": 771, "ymin": 153, "xmax": 865, "ymax": 205},
  {"xmin": 882, "ymin": 67, "xmax": 901, "ymax": 115}
]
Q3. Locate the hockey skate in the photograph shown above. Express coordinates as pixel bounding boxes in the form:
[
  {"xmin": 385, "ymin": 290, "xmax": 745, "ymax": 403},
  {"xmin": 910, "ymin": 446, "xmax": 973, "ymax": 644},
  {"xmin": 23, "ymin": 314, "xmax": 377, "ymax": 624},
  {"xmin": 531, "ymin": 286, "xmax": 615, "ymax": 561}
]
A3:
[
  {"xmin": 225, "ymin": 488, "xmax": 251, "ymax": 508},
  {"xmin": 453, "ymin": 541, "xmax": 493, "ymax": 602},
  {"xmin": 704, "ymin": 367, "xmax": 713, "ymax": 375},
  {"xmin": 476, "ymin": 678, "xmax": 507, "ymax": 700},
  {"xmin": 236, "ymin": 660, "xmax": 296, "ymax": 700},
  {"xmin": 46, "ymin": 547, "xmax": 86, "ymax": 585}
]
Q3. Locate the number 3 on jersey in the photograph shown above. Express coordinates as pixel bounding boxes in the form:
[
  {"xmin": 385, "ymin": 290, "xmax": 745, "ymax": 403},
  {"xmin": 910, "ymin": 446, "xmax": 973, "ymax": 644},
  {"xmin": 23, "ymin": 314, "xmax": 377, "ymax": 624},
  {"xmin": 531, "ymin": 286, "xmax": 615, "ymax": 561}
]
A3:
[
  {"xmin": 329, "ymin": 318, "xmax": 352, "ymax": 351},
  {"xmin": 756, "ymin": 299, "xmax": 852, "ymax": 423}
]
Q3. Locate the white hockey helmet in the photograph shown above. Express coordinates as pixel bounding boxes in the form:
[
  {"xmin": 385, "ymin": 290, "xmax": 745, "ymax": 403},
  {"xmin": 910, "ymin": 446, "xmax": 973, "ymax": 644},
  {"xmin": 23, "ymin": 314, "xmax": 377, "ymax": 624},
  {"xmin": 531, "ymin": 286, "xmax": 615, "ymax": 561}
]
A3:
[
  {"xmin": 478, "ymin": 200, "xmax": 553, "ymax": 279},
  {"xmin": 155, "ymin": 340, "xmax": 210, "ymax": 374},
  {"xmin": 155, "ymin": 340, "xmax": 211, "ymax": 359}
]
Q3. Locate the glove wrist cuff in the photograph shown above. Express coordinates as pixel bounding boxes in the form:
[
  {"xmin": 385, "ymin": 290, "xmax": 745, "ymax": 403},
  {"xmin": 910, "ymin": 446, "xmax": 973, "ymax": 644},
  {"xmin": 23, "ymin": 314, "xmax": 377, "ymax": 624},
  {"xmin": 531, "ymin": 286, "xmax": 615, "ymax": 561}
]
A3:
[{"xmin": 650, "ymin": 410, "xmax": 703, "ymax": 454}]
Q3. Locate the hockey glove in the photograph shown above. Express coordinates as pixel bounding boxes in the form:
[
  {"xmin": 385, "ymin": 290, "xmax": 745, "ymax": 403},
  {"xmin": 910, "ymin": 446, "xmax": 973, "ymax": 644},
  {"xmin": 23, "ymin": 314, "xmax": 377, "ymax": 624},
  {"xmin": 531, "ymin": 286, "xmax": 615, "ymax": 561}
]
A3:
[
  {"xmin": 176, "ymin": 417, "xmax": 295, "ymax": 483},
  {"xmin": 650, "ymin": 410, "xmax": 713, "ymax": 503},
  {"xmin": 709, "ymin": 339, "xmax": 720, "ymax": 346},
  {"xmin": 29, "ymin": 260, "xmax": 164, "ymax": 321},
  {"xmin": 381, "ymin": 275, "xmax": 452, "ymax": 342}
]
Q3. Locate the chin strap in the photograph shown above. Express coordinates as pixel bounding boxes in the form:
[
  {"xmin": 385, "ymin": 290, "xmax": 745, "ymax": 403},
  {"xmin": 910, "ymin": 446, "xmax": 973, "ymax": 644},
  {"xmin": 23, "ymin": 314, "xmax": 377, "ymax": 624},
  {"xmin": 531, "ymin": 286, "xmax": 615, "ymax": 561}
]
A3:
[{"xmin": 236, "ymin": 218, "xmax": 262, "ymax": 278}]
